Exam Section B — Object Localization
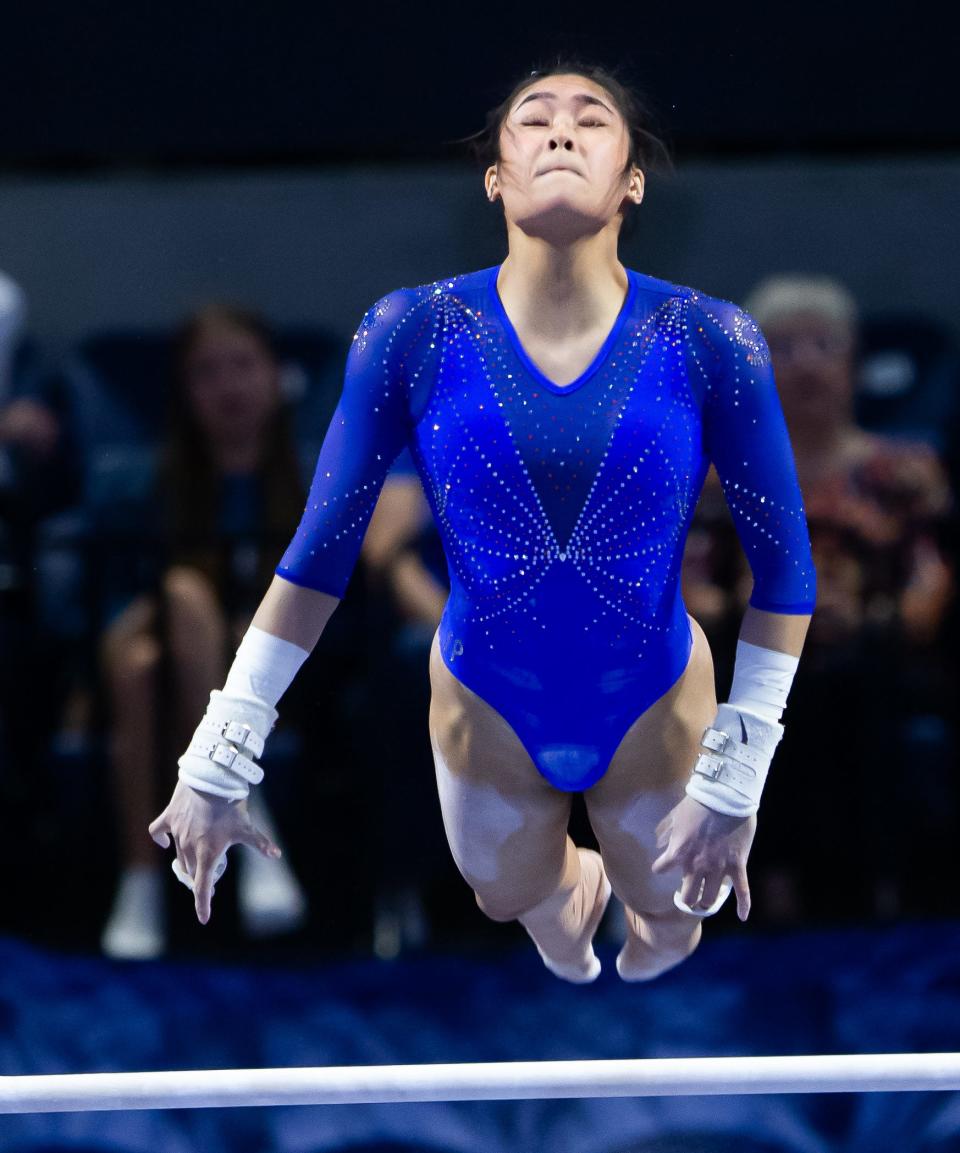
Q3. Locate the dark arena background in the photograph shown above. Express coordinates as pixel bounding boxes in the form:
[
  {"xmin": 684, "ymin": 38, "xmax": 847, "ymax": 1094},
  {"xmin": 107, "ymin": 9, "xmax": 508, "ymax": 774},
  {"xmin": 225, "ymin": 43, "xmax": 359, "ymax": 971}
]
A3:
[{"xmin": 2, "ymin": 3, "xmax": 960, "ymax": 1150}]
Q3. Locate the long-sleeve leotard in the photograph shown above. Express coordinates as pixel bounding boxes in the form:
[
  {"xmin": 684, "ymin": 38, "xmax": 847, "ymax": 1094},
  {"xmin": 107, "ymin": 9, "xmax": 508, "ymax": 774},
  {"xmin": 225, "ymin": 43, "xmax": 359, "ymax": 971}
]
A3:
[{"xmin": 277, "ymin": 266, "xmax": 816, "ymax": 790}]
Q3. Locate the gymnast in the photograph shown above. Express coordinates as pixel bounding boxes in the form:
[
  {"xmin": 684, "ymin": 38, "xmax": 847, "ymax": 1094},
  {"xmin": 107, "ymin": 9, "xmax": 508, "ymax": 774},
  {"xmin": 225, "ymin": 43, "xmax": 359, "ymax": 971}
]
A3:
[{"xmin": 150, "ymin": 59, "xmax": 816, "ymax": 982}]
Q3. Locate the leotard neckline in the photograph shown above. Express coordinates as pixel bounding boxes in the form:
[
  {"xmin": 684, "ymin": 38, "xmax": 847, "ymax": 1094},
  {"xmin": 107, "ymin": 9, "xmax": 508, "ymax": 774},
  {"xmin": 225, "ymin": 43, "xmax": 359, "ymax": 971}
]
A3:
[{"xmin": 487, "ymin": 263, "xmax": 638, "ymax": 396}]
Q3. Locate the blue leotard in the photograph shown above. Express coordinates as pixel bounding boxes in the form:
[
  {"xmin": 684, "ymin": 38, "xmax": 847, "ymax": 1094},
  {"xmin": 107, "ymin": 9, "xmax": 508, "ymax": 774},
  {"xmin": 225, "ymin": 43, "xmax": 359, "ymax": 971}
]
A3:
[{"xmin": 277, "ymin": 265, "xmax": 817, "ymax": 791}]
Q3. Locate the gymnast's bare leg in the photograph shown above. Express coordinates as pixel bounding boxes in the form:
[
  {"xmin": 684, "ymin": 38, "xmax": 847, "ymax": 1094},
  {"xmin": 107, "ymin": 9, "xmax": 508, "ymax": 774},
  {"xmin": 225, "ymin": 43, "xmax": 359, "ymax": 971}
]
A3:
[
  {"xmin": 428, "ymin": 632, "xmax": 610, "ymax": 982},
  {"xmin": 583, "ymin": 614, "xmax": 720, "ymax": 980},
  {"xmin": 427, "ymin": 614, "xmax": 744, "ymax": 982}
]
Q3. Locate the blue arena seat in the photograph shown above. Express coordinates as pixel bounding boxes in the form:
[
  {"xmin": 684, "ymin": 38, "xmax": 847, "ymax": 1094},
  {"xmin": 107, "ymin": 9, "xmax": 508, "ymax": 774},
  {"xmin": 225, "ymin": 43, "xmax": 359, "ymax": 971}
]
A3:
[
  {"xmin": 613, "ymin": 1137, "xmax": 812, "ymax": 1153},
  {"xmin": 8, "ymin": 335, "xmax": 44, "ymax": 399},
  {"xmin": 856, "ymin": 313, "xmax": 960, "ymax": 451}
]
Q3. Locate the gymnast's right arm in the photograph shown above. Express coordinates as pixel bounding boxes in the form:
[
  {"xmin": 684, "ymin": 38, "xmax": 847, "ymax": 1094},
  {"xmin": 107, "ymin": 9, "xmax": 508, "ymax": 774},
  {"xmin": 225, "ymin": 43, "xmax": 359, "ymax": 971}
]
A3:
[{"xmin": 149, "ymin": 288, "xmax": 428, "ymax": 924}]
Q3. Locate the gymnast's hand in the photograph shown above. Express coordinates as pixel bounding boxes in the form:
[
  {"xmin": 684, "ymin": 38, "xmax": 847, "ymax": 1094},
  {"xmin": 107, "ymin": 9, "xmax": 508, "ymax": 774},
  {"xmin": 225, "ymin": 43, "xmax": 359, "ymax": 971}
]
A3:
[
  {"xmin": 148, "ymin": 780, "xmax": 281, "ymax": 924},
  {"xmin": 650, "ymin": 794, "xmax": 756, "ymax": 921}
]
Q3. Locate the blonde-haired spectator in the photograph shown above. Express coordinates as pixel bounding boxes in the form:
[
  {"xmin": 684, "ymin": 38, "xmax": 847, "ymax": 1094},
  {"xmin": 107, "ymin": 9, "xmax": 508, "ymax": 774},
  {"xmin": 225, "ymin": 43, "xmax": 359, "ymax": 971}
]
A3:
[
  {"xmin": 682, "ymin": 273, "xmax": 955, "ymax": 922},
  {"xmin": 742, "ymin": 274, "xmax": 953, "ymax": 652}
]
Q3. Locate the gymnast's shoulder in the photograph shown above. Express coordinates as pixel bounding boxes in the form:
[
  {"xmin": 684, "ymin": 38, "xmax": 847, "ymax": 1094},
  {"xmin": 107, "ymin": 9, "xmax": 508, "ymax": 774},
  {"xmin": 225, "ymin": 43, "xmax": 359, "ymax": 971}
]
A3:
[
  {"xmin": 352, "ymin": 268, "xmax": 489, "ymax": 336},
  {"xmin": 624, "ymin": 268, "xmax": 757, "ymax": 325}
]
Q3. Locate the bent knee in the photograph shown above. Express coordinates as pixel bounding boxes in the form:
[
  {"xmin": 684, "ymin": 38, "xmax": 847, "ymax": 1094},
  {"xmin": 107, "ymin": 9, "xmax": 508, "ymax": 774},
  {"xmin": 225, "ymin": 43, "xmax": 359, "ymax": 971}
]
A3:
[
  {"xmin": 449, "ymin": 836, "xmax": 568, "ymax": 923},
  {"xmin": 598, "ymin": 849, "xmax": 686, "ymax": 922},
  {"xmin": 474, "ymin": 890, "xmax": 517, "ymax": 923},
  {"xmin": 456, "ymin": 844, "xmax": 566, "ymax": 923},
  {"xmin": 474, "ymin": 885, "xmax": 547, "ymax": 924},
  {"xmin": 629, "ymin": 904, "xmax": 708, "ymax": 951},
  {"xmin": 468, "ymin": 845, "xmax": 570, "ymax": 923},
  {"xmin": 474, "ymin": 876, "xmax": 562, "ymax": 922}
]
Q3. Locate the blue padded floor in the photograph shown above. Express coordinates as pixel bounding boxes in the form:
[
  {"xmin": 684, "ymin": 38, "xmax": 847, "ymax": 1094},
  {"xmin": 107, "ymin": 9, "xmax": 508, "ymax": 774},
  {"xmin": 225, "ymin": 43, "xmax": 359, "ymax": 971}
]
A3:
[{"xmin": 1, "ymin": 921, "xmax": 960, "ymax": 1153}]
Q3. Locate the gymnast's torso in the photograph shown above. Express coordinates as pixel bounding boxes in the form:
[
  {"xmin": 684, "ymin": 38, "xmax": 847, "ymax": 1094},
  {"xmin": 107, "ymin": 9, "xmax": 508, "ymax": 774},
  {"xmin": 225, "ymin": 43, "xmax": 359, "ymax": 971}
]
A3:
[{"xmin": 277, "ymin": 265, "xmax": 817, "ymax": 791}]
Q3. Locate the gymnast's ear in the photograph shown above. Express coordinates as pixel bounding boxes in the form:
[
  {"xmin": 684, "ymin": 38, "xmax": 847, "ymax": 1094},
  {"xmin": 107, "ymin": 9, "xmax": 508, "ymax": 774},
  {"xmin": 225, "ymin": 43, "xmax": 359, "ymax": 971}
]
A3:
[
  {"xmin": 627, "ymin": 165, "xmax": 645, "ymax": 206},
  {"xmin": 485, "ymin": 165, "xmax": 501, "ymax": 203}
]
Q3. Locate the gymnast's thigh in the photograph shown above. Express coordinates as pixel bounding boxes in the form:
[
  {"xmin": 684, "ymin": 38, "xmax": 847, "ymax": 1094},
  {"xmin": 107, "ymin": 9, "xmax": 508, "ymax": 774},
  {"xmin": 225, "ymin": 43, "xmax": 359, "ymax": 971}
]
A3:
[
  {"xmin": 427, "ymin": 630, "xmax": 572, "ymax": 903},
  {"xmin": 583, "ymin": 614, "xmax": 719, "ymax": 914}
]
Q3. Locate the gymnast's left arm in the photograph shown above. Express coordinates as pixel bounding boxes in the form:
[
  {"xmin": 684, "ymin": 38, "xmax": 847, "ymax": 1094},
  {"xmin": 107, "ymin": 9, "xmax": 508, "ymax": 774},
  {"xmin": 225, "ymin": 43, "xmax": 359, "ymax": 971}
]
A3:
[{"xmin": 652, "ymin": 296, "xmax": 816, "ymax": 921}]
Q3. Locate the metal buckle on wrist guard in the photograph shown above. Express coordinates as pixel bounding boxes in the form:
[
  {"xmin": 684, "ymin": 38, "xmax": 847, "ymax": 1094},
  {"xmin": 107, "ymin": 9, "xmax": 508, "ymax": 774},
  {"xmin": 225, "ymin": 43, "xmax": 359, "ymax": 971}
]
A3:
[
  {"xmin": 202, "ymin": 740, "xmax": 263, "ymax": 785},
  {"xmin": 210, "ymin": 742, "xmax": 240, "ymax": 770},
  {"xmin": 219, "ymin": 720, "xmax": 264, "ymax": 759},
  {"xmin": 693, "ymin": 751, "xmax": 725, "ymax": 780},
  {"xmin": 701, "ymin": 726, "xmax": 734, "ymax": 755}
]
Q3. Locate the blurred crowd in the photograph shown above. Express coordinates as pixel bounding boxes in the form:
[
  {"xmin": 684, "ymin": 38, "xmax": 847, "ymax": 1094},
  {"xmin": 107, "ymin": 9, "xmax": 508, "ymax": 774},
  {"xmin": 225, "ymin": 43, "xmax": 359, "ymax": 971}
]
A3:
[{"xmin": 1, "ymin": 265, "xmax": 957, "ymax": 964}]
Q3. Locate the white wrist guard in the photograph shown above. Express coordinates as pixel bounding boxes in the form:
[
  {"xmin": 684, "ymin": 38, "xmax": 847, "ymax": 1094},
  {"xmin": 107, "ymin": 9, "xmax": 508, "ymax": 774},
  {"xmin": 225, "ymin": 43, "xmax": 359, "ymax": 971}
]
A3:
[
  {"xmin": 176, "ymin": 626, "xmax": 310, "ymax": 801},
  {"xmin": 728, "ymin": 639, "xmax": 799, "ymax": 724},
  {"xmin": 223, "ymin": 625, "xmax": 310, "ymax": 705},
  {"xmin": 684, "ymin": 702, "xmax": 785, "ymax": 818},
  {"xmin": 177, "ymin": 690, "xmax": 278, "ymax": 801}
]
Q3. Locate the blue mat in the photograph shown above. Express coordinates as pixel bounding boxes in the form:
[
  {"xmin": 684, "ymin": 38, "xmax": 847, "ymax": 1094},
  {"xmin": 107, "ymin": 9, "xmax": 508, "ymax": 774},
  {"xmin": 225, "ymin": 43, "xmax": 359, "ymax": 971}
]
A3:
[{"xmin": 1, "ymin": 922, "xmax": 959, "ymax": 1152}]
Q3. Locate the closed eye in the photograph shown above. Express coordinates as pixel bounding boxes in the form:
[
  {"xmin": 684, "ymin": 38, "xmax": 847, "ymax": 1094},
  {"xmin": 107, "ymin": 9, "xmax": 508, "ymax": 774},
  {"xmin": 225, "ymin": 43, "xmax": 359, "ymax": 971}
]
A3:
[{"xmin": 521, "ymin": 119, "xmax": 608, "ymax": 127}]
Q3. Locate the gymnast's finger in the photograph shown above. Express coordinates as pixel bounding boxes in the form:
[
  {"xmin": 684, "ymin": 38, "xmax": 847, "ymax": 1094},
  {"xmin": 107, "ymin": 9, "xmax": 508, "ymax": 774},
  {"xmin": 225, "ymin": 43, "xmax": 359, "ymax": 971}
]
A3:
[
  {"xmin": 650, "ymin": 845, "xmax": 676, "ymax": 875},
  {"xmin": 237, "ymin": 821, "xmax": 281, "ymax": 860},
  {"xmin": 176, "ymin": 842, "xmax": 197, "ymax": 888},
  {"xmin": 733, "ymin": 864, "xmax": 751, "ymax": 922},
  {"xmin": 148, "ymin": 812, "xmax": 171, "ymax": 849},
  {"xmin": 654, "ymin": 822, "xmax": 671, "ymax": 852},
  {"xmin": 678, "ymin": 872, "xmax": 704, "ymax": 908},
  {"xmin": 193, "ymin": 850, "xmax": 218, "ymax": 924},
  {"xmin": 697, "ymin": 871, "xmax": 726, "ymax": 910},
  {"xmin": 174, "ymin": 840, "xmax": 188, "ymax": 879}
]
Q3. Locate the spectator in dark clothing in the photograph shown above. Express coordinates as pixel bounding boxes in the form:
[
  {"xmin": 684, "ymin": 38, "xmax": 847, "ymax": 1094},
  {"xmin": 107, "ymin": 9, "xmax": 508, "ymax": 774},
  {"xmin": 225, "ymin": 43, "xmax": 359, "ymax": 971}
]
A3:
[
  {"xmin": 100, "ymin": 304, "xmax": 312, "ymax": 958},
  {"xmin": 0, "ymin": 271, "xmax": 62, "ymax": 500}
]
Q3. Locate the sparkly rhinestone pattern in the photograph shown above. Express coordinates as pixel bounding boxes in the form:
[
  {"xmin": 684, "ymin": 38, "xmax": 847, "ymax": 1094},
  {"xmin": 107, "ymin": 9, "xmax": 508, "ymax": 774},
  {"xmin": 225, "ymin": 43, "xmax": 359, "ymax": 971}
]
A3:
[{"xmin": 277, "ymin": 266, "xmax": 816, "ymax": 790}]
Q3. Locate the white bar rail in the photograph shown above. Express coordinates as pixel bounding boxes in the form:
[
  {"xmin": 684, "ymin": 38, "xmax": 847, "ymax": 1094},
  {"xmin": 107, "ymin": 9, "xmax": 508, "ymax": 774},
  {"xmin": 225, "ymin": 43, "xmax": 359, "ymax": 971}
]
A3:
[{"xmin": 2, "ymin": 1053, "xmax": 959, "ymax": 1114}]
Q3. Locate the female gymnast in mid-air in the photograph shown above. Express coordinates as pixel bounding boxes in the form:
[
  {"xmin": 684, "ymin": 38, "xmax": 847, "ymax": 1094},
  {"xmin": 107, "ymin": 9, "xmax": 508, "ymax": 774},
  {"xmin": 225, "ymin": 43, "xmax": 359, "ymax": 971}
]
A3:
[{"xmin": 150, "ymin": 60, "xmax": 816, "ymax": 982}]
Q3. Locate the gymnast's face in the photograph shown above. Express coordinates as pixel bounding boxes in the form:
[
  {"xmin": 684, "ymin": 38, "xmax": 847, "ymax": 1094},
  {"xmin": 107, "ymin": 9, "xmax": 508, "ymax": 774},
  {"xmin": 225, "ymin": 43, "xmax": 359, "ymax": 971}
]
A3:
[
  {"xmin": 182, "ymin": 322, "xmax": 280, "ymax": 447},
  {"xmin": 765, "ymin": 311, "xmax": 856, "ymax": 433},
  {"xmin": 485, "ymin": 74, "xmax": 644, "ymax": 242}
]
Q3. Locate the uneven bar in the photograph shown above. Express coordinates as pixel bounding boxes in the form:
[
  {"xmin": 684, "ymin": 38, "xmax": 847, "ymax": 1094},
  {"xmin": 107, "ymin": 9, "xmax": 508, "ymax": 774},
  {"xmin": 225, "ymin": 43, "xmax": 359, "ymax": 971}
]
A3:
[{"xmin": 2, "ymin": 1053, "xmax": 960, "ymax": 1114}]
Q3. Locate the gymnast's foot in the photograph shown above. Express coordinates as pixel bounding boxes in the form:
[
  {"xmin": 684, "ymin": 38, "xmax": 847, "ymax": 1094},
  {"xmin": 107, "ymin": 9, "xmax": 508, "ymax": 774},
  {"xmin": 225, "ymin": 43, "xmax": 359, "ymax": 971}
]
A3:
[
  {"xmin": 524, "ymin": 848, "xmax": 612, "ymax": 984},
  {"xmin": 616, "ymin": 908, "xmax": 702, "ymax": 982}
]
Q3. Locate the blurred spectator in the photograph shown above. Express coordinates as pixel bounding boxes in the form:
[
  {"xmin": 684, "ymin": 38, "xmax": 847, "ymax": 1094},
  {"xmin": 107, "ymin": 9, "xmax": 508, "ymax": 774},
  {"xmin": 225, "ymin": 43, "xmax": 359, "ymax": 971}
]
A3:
[
  {"xmin": 0, "ymin": 268, "xmax": 28, "ymax": 595},
  {"xmin": 99, "ymin": 304, "xmax": 311, "ymax": 959},
  {"xmin": 0, "ymin": 271, "xmax": 26, "ymax": 404},
  {"xmin": 0, "ymin": 272, "xmax": 60, "ymax": 485},
  {"xmin": 360, "ymin": 454, "xmax": 455, "ymax": 956},
  {"xmin": 1, "ymin": 273, "xmax": 78, "ymax": 892},
  {"xmin": 745, "ymin": 276, "xmax": 953, "ymax": 650},
  {"xmin": 683, "ymin": 274, "xmax": 955, "ymax": 922}
]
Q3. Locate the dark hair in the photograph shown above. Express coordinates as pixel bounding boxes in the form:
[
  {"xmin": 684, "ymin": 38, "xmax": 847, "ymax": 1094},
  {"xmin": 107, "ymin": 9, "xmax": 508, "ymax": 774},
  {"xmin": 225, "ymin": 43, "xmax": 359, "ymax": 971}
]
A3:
[
  {"xmin": 172, "ymin": 303, "xmax": 280, "ymax": 379},
  {"xmin": 455, "ymin": 55, "xmax": 673, "ymax": 238},
  {"xmin": 161, "ymin": 303, "xmax": 304, "ymax": 600}
]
